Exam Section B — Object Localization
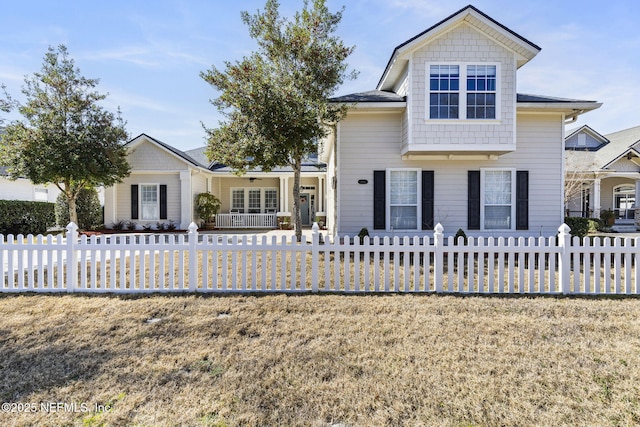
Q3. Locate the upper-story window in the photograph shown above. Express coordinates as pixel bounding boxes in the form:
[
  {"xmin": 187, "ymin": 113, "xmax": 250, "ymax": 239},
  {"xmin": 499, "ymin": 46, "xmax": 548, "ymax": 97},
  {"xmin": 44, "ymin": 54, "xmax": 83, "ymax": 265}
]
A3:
[
  {"xmin": 428, "ymin": 63, "xmax": 499, "ymax": 121},
  {"xmin": 429, "ymin": 65, "xmax": 459, "ymax": 119},
  {"xmin": 466, "ymin": 65, "xmax": 496, "ymax": 119}
]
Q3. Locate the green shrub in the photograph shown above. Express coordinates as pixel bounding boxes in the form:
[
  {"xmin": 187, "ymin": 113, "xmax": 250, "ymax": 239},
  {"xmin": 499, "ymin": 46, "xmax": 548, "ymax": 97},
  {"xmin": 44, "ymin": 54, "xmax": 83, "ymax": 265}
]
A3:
[
  {"xmin": 564, "ymin": 217, "xmax": 590, "ymax": 238},
  {"xmin": 588, "ymin": 218, "xmax": 603, "ymax": 233},
  {"xmin": 357, "ymin": 227, "xmax": 369, "ymax": 244},
  {"xmin": 0, "ymin": 200, "xmax": 56, "ymax": 235},
  {"xmin": 454, "ymin": 228, "xmax": 468, "ymax": 245},
  {"xmin": 55, "ymin": 188, "xmax": 103, "ymax": 230}
]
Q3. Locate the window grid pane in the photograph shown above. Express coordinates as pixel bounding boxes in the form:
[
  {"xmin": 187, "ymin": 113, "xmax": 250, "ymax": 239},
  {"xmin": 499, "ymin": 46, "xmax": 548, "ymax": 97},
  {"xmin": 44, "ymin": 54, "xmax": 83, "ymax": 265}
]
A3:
[
  {"xmin": 141, "ymin": 185, "xmax": 158, "ymax": 220},
  {"xmin": 390, "ymin": 170, "xmax": 418, "ymax": 230},
  {"xmin": 484, "ymin": 170, "xmax": 511, "ymax": 229},
  {"xmin": 248, "ymin": 189, "xmax": 261, "ymax": 213},
  {"xmin": 467, "ymin": 65, "xmax": 496, "ymax": 119},
  {"xmin": 265, "ymin": 189, "xmax": 278, "ymax": 211},
  {"xmin": 429, "ymin": 65, "xmax": 460, "ymax": 119},
  {"xmin": 232, "ymin": 189, "xmax": 245, "ymax": 212},
  {"xmin": 390, "ymin": 171, "xmax": 418, "ymax": 204}
]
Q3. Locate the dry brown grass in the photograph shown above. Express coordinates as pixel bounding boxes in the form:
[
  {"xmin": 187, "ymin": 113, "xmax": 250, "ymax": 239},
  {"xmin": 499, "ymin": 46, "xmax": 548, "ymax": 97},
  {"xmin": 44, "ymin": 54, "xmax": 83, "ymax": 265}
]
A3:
[{"xmin": 1, "ymin": 294, "xmax": 639, "ymax": 426}]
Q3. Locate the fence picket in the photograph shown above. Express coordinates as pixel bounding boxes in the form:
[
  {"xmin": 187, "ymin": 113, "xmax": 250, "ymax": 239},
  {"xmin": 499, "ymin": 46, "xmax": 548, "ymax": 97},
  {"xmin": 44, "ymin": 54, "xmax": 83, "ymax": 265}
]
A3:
[
  {"xmin": 624, "ymin": 239, "xmax": 632, "ymax": 294},
  {"xmin": 614, "ymin": 238, "xmax": 622, "ymax": 294}
]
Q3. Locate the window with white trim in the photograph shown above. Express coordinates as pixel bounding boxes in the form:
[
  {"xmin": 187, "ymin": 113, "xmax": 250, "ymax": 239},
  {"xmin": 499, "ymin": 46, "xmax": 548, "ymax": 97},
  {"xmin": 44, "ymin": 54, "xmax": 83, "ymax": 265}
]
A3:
[
  {"xmin": 429, "ymin": 65, "xmax": 459, "ymax": 119},
  {"xmin": 428, "ymin": 63, "xmax": 499, "ymax": 120},
  {"xmin": 481, "ymin": 169, "xmax": 514, "ymax": 230},
  {"xmin": 230, "ymin": 188, "xmax": 278, "ymax": 213},
  {"xmin": 265, "ymin": 189, "xmax": 278, "ymax": 212},
  {"xmin": 231, "ymin": 189, "xmax": 245, "ymax": 213},
  {"xmin": 248, "ymin": 189, "xmax": 261, "ymax": 213},
  {"xmin": 34, "ymin": 188, "xmax": 48, "ymax": 202},
  {"xmin": 388, "ymin": 169, "xmax": 420, "ymax": 230},
  {"xmin": 141, "ymin": 184, "xmax": 159, "ymax": 220},
  {"xmin": 466, "ymin": 65, "xmax": 496, "ymax": 119}
]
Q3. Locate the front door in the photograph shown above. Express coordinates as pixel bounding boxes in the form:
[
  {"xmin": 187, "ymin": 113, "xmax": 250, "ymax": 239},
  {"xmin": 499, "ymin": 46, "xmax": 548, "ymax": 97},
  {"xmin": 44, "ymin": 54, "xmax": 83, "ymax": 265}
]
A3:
[{"xmin": 300, "ymin": 193, "xmax": 310, "ymax": 225}]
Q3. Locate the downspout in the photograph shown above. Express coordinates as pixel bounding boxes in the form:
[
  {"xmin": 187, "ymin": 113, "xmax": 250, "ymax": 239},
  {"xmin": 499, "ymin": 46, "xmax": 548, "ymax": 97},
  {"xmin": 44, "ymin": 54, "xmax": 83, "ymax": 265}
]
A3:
[
  {"xmin": 564, "ymin": 109, "xmax": 585, "ymax": 124},
  {"xmin": 332, "ymin": 123, "xmax": 339, "ymax": 237}
]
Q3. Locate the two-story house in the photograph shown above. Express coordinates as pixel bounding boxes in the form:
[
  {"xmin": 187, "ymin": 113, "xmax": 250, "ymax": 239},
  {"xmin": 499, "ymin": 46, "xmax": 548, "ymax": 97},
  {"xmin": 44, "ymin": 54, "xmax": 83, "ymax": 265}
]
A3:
[{"xmin": 320, "ymin": 5, "xmax": 601, "ymax": 237}]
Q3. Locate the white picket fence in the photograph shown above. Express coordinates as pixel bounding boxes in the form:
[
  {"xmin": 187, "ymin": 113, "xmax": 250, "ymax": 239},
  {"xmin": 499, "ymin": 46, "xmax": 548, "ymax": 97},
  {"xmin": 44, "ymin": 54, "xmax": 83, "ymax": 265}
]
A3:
[{"xmin": 1, "ymin": 223, "xmax": 639, "ymax": 295}]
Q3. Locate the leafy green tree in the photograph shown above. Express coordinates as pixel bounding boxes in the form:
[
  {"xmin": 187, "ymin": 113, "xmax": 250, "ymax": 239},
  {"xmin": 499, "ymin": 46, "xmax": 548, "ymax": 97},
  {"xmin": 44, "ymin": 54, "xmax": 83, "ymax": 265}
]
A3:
[
  {"xmin": 0, "ymin": 45, "xmax": 130, "ymax": 228},
  {"xmin": 202, "ymin": 0, "xmax": 356, "ymax": 241},
  {"xmin": 55, "ymin": 187, "xmax": 102, "ymax": 230},
  {"xmin": 0, "ymin": 84, "xmax": 13, "ymax": 125}
]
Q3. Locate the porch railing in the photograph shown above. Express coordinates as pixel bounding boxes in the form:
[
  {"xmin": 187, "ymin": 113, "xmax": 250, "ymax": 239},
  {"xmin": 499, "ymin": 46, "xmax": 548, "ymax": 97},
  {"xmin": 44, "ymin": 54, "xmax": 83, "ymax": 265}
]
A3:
[{"xmin": 215, "ymin": 213, "xmax": 277, "ymax": 229}]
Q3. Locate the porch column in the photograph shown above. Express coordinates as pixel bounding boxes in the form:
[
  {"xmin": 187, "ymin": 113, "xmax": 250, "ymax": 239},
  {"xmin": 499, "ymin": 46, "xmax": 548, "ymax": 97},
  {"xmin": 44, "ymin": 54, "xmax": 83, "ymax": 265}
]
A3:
[
  {"xmin": 104, "ymin": 185, "xmax": 117, "ymax": 227},
  {"xmin": 279, "ymin": 176, "xmax": 290, "ymax": 213},
  {"xmin": 318, "ymin": 177, "xmax": 324, "ymax": 213},
  {"xmin": 593, "ymin": 178, "xmax": 601, "ymax": 219},
  {"xmin": 180, "ymin": 170, "xmax": 192, "ymax": 229}
]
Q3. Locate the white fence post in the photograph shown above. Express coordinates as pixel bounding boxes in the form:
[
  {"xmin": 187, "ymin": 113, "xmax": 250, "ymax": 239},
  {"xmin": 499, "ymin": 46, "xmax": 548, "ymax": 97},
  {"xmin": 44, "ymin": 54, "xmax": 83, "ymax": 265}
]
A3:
[
  {"xmin": 434, "ymin": 223, "xmax": 444, "ymax": 293},
  {"xmin": 558, "ymin": 223, "xmax": 571, "ymax": 295},
  {"xmin": 311, "ymin": 222, "xmax": 319, "ymax": 293},
  {"xmin": 188, "ymin": 222, "xmax": 198, "ymax": 292},
  {"xmin": 66, "ymin": 222, "xmax": 78, "ymax": 292}
]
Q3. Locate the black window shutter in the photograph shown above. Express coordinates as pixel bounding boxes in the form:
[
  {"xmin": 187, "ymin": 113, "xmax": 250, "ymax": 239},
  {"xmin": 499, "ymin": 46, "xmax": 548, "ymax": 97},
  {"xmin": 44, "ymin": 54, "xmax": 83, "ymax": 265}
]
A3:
[
  {"xmin": 373, "ymin": 171, "xmax": 386, "ymax": 230},
  {"xmin": 160, "ymin": 185, "xmax": 168, "ymax": 220},
  {"xmin": 516, "ymin": 171, "xmax": 529, "ymax": 230},
  {"xmin": 468, "ymin": 171, "xmax": 480, "ymax": 230},
  {"xmin": 421, "ymin": 170, "xmax": 434, "ymax": 230},
  {"xmin": 131, "ymin": 185, "xmax": 139, "ymax": 220}
]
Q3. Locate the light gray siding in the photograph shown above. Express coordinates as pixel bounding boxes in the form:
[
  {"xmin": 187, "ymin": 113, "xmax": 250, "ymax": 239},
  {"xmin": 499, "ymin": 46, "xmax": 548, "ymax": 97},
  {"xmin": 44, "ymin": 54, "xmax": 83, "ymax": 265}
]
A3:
[
  {"xmin": 336, "ymin": 111, "xmax": 565, "ymax": 237},
  {"xmin": 409, "ymin": 24, "xmax": 516, "ymax": 148},
  {"xmin": 128, "ymin": 141, "xmax": 188, "ymax": 171},
  {"xmin": 114, "ymin": 173, "xmax": 182, "ymax": 225}
]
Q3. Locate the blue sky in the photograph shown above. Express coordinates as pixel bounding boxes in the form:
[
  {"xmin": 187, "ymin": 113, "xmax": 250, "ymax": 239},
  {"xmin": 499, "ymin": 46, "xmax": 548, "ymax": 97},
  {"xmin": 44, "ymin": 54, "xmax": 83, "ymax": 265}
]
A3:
[{"xmin": 1, "ymin": 0, "xmax": 638, "ymax": 151}]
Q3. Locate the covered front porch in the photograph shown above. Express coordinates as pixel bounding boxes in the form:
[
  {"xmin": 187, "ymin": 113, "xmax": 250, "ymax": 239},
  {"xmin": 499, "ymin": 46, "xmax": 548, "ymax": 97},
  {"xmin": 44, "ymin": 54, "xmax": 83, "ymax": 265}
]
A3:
[
  {"xmin": 206, "ymin": 171, "xmax": 327, "ymax": 230},
  {"xmin": 567, "ymin": 173, "xmax": 640, "ymax": 231}
]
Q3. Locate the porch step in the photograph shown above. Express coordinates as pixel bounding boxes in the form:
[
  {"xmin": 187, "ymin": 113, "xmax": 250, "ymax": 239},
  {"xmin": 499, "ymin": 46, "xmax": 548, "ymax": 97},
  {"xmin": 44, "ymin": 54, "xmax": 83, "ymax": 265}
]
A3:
[{"xmin": 611, "ymin": 225, "xmax": 639, "ymax": 233}]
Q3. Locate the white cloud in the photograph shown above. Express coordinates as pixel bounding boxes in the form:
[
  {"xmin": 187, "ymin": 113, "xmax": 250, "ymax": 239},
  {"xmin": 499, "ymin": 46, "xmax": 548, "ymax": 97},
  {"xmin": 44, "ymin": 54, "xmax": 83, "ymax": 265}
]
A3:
[{"xmin": 385, "ymin": 0, "xmax": 450, "ymax": 19}]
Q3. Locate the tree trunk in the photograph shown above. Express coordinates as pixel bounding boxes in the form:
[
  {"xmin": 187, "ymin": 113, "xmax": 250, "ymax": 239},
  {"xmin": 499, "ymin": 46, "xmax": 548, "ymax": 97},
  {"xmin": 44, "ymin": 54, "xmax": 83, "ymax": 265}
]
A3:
[
  {"xmin": 292, "ymin": 157, "xmax": 302, "ymax": 242},
  {"xmin": 67, "ymin": 189, "xmax": 79, "ymax": 228}
]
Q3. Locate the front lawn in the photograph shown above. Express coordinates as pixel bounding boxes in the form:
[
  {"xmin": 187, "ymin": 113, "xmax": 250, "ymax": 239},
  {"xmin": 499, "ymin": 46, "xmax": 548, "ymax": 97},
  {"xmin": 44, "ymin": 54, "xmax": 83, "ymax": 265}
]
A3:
[{"xmin": 0, "ymin": 294, "xmax": 639, "ymax": 426}]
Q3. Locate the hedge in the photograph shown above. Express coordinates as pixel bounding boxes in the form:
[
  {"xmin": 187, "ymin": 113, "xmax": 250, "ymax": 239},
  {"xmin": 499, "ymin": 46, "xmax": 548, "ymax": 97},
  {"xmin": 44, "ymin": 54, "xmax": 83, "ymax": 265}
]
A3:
[
  {"xmin": 0, "ymin": 200, "xmax": 56, "ymax": 236},
  {"xmin": 563, "ymin": 216, "xmax": 601, "ymax": 238}
]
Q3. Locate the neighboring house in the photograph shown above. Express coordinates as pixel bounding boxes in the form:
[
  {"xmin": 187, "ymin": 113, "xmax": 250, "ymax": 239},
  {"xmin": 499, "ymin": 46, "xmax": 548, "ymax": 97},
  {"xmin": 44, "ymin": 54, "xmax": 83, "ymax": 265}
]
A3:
[
  {"xmin": 103, "ymin": 134, "xmax": 327, "ymax": 230},
  {"xmin": 0, "ymin": 166, "xmax": 61, "ymax": 203},
  {"xmin": 565, "ymin": 125, "xmax": 640, "ymax": 231},
  {"xmin": 320, "ymin": 5, "xmax": 601, "ymax": 237}
]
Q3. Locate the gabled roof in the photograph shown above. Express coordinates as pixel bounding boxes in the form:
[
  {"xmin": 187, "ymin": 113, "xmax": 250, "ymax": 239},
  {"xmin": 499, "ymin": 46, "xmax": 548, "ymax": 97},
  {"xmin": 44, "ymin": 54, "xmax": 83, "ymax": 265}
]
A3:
[
  {"xmin": 126, "ymin": 133, "xmax": 325, "ymax": 174},
  {"xmin": 378, "ymin": 5, "xmax": 541, "ymax": 91},
  {"xmin": 566, "ymin": 125, "xmax": 640, "ymax": 171},
  {"xmin": 565, "ymin": 125, "xmax": 609, "ymax": 151},
  {"xmin": 599, "ymin": 126, "xmax": 640, "ymax": 169},
  {"xmin": 126, "ymin": 133, "xmax": 207, "ymax": 169},
  {"xmin": 184, "ymin": 146, "xmax": 217, "ymax": 169}
]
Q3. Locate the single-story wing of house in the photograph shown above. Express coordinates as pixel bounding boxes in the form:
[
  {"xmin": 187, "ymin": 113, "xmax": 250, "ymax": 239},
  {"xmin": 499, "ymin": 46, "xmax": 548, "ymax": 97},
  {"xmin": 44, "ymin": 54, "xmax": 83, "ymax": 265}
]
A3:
[
  {"xmin": 319, "ymin": 5, "xmax": 601, "ymax": 237},
  {"xmin": 103, "ymin": 134, "xmax": 327, "ymax": 230}
]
